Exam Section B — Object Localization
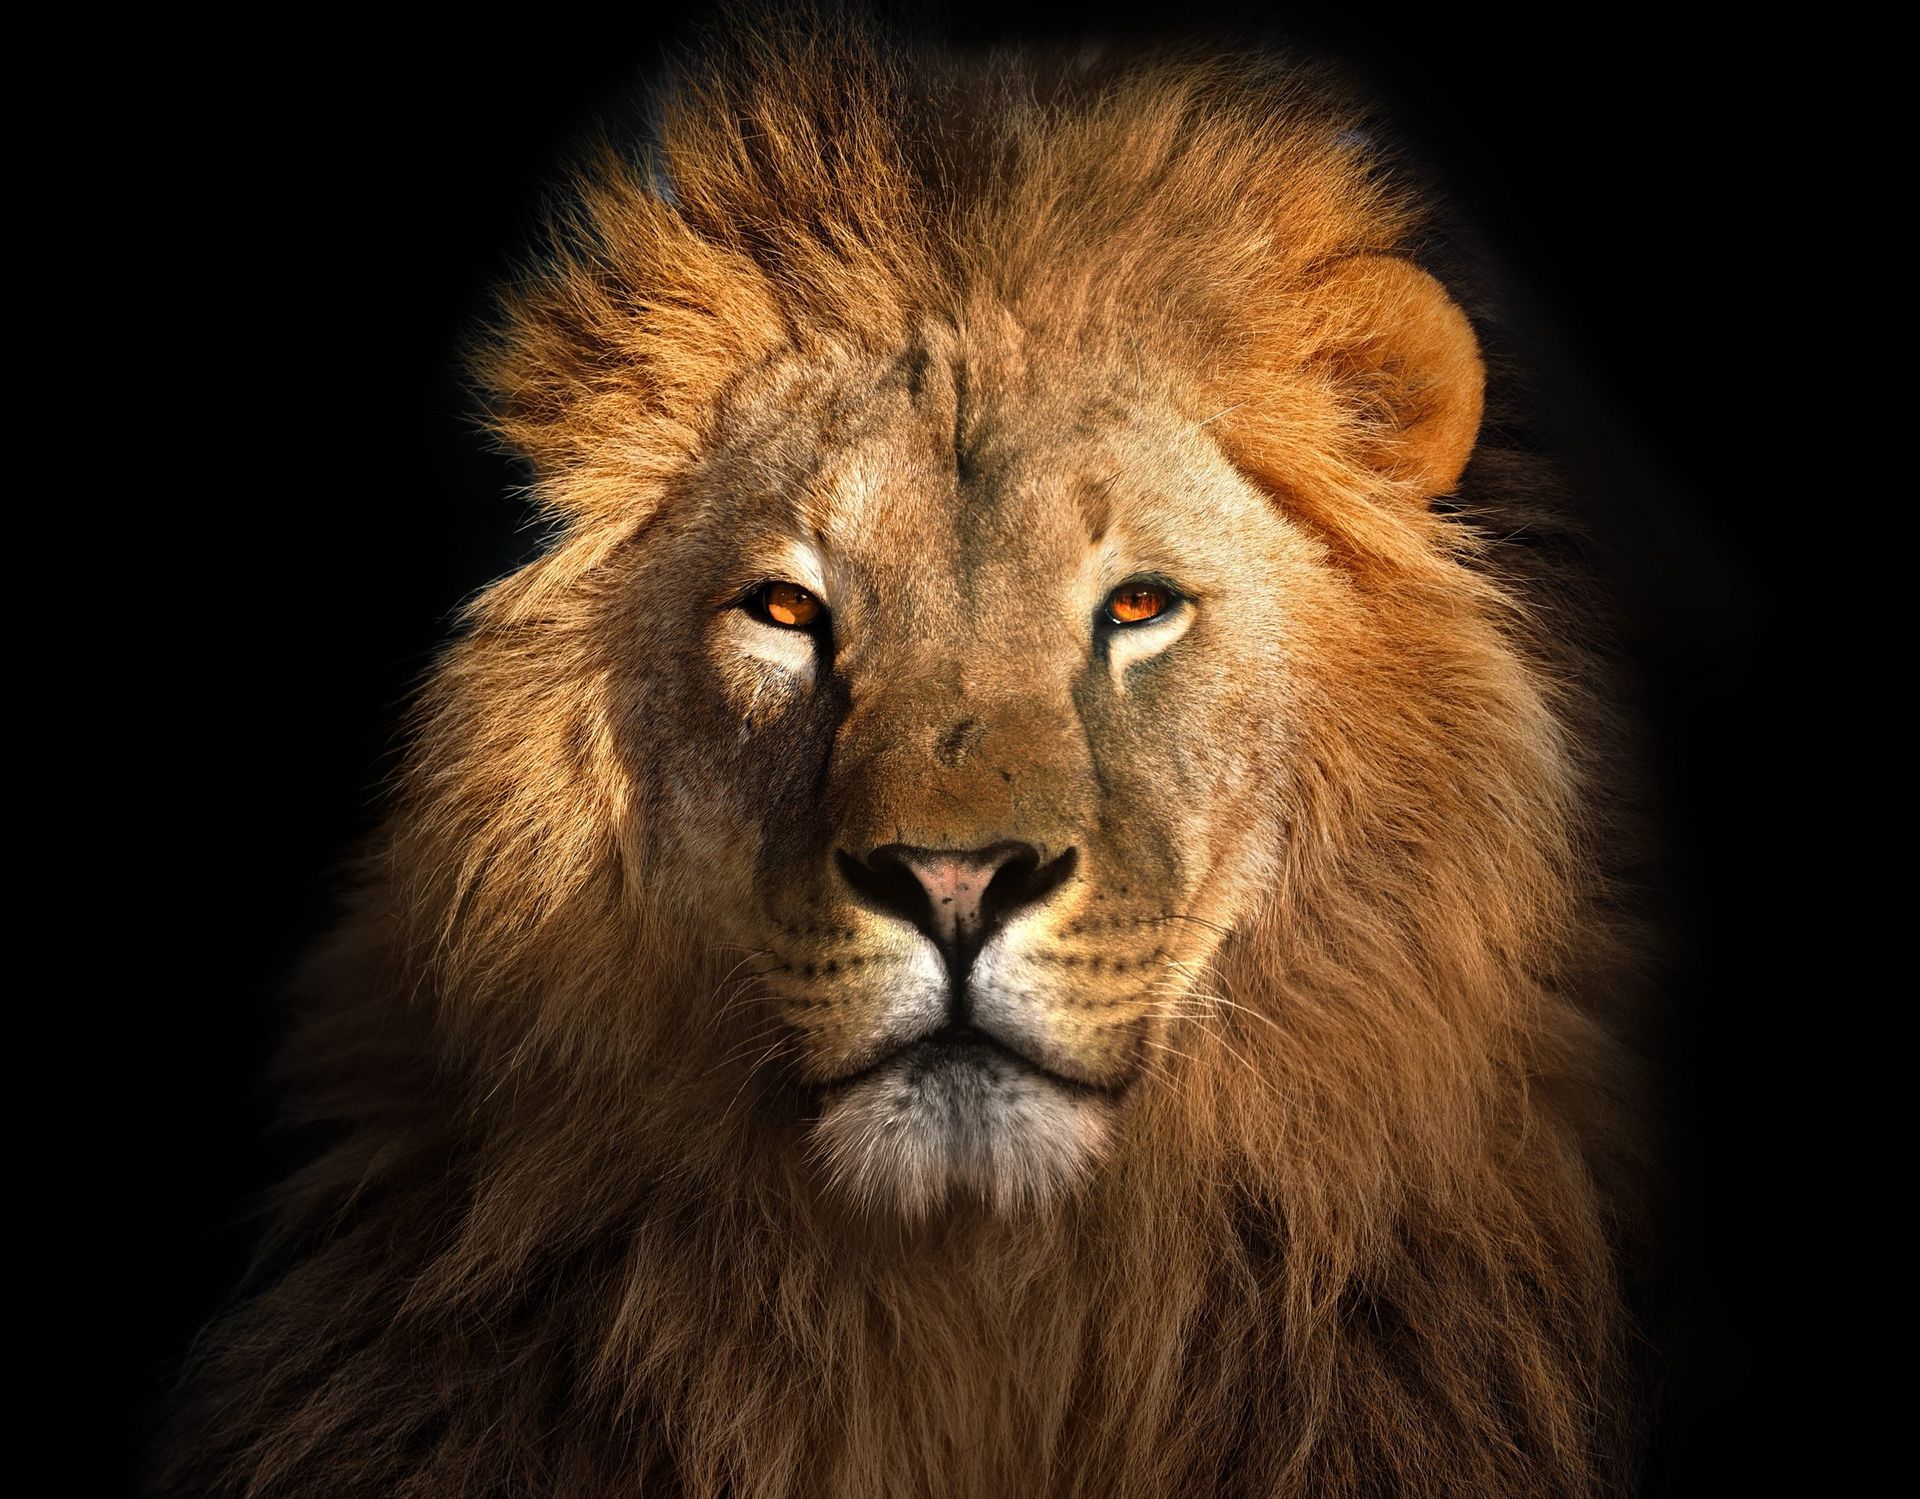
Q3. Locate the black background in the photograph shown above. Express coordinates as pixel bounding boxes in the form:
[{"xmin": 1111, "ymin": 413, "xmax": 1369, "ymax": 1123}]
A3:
[{"xmin": 124, "ymin": 3, "xmax": 1802, "ymax": 1490}]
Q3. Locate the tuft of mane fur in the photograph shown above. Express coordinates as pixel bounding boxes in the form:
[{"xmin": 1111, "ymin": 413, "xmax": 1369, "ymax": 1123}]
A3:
[{"xmin": 159, "ymin": 18, "xmax": 1653, "ymax": 1498}]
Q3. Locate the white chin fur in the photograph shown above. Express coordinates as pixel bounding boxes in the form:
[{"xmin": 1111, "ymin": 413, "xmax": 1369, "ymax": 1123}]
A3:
[{"xmin": 811, "ymin": 1049, "xmax": 1111, "ymax": 1219}]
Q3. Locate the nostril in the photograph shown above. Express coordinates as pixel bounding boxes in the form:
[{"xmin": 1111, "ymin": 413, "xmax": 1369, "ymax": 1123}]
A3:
[
  {"xmin": 979, "ymin": 844, "xmax": 1075, "ymax": 933},
  {"xmin": 834, "ymin": 848, "xmax": 929, "ymax": 936}
]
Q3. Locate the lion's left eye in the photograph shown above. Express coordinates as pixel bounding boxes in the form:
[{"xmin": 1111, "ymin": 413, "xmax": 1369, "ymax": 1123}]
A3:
[
  {"xmin": 747, "ymin": 581, "xmax": 825, "ymax": 629},
  {"xmin": 1103, "ymin": 581, "xmax": 1175, "ymax": 626}
]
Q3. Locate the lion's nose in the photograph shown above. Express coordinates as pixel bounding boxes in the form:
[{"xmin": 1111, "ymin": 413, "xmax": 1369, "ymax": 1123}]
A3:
[{"xmin": 836, "ymin": 841, "xmax": 1078, "ymax": 977}]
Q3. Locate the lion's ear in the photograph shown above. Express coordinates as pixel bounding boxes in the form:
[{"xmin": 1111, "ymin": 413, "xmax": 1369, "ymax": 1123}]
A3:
[{"xmin": 1314, "ymin": 256, "xmax": 1485, "ymax": 500}]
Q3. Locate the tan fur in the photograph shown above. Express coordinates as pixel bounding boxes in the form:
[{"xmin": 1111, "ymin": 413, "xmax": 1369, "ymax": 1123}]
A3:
[{"xmin": 160, "ymin": 19, "xmax": 1651, "ymax": 1498}]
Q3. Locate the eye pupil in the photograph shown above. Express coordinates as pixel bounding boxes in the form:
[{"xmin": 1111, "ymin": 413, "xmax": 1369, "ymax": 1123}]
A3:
[
  {"xmin": 1107, "ymin": 583, "xmax": 1170, "ymax": 625},
  {"xmin": 761, "ymin": 581, "xmax": 821, "ymax": 628}
]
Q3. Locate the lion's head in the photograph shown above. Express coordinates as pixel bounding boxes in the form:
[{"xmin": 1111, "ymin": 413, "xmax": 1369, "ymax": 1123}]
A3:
[
  {"xmin": 408, "ymin": 42, "xmax": 1523, "ymax": 1228},
  {"xmin": 169, "ymin": 27, "xmax": 1646, "ymax": 1498}
]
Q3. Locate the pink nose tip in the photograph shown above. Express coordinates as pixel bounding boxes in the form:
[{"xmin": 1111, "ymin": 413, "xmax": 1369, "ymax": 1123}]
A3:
[
  {"xmin": 895, "ymin": 847, "xmax": 1028, "ymax": 950},
  {"xmin": 836, "ymin": 841, "xmax": 1077, "ymax": 974}
]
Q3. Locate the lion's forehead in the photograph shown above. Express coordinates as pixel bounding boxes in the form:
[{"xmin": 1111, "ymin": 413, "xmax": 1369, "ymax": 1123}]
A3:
[{"xmin": 713, "ymin": 337, "xmax": 1267, "ymax": 609}]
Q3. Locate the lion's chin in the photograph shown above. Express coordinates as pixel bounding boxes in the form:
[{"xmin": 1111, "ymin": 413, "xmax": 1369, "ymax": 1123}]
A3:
[{"xmin": 809, "ymin": 1036, "xmax": 1113, "ymax": 1219}]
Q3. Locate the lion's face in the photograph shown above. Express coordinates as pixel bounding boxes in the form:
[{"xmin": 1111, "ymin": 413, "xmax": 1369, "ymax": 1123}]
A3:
[{"xmin": 616, "ymin": 322, "xmax": 1324, "ymax": 1215}]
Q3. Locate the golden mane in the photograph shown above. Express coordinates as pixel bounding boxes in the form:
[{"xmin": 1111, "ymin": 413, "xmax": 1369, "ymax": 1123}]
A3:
[{"xmin": 160, "ymin": 19, "xmax": 1652, "ymax": 1498}]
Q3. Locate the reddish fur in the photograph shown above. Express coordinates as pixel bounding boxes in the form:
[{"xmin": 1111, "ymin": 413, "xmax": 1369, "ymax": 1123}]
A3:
[{"xmin": 160, "ymin": 19, "xmax": 1652, "ymax": 1498}]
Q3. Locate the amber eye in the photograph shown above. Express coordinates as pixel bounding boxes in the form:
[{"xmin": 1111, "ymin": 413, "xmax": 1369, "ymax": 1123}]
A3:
[
  {"xmin": 1104, "ymin": 580, "xmax": 1174, "ymax": 626},
  {"xmin": 753, "ymin": 580, "xmax": 823, "ymax": 629}
]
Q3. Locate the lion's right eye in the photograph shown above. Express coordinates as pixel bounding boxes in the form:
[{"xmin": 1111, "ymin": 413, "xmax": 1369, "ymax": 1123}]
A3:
[
  {"xmin": 746, "ymin": 581, "xmax": 825, "ymax": 629},
  {"xmin": 1103, "ymin": 580, "xmax": 1176, "ymax": 627}
]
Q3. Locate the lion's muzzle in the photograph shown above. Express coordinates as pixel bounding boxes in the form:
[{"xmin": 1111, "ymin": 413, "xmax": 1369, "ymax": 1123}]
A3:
[{"xmin": 802, "ymin": 838, "xmax": 1139, "ymax": 1214}]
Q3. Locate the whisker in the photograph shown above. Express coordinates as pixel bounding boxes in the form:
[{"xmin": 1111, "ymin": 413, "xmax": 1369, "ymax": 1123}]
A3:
[
  {"xmin": 1137, "ymin": 911, "xmax": 1237, "ymax": 940},
  {"xmin": 715, "ymin": 1032, "xmax": 798, "ymax": 1135}
]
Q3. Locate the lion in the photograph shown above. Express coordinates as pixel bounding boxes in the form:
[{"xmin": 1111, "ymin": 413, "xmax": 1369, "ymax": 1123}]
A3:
[{"xmin": 159, "ymin": 19, "xmax": 1654, "ymax": 1499}]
